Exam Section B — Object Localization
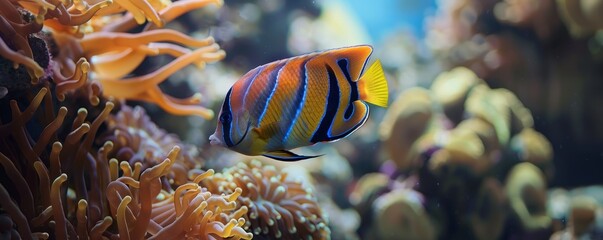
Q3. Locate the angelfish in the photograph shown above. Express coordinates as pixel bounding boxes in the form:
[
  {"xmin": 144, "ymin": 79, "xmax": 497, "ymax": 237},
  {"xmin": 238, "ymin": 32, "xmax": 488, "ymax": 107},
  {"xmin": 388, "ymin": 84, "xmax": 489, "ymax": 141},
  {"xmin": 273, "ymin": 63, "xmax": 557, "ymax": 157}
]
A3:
[{"xmin": 209, "ymin": 45, "xmax": 388, "ymax": 161}]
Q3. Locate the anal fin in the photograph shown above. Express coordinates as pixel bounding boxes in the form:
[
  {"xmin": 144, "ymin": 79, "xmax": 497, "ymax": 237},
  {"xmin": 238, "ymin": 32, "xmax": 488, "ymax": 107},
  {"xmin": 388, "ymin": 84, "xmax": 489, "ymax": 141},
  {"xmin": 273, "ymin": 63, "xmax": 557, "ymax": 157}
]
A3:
[
  {"xmin": 263, "ymin": 150, "xmax": 322, "ymax": 161},
  {"xmin": 329, "ymin": 101, "xmax": 369, "ymax": 139}
]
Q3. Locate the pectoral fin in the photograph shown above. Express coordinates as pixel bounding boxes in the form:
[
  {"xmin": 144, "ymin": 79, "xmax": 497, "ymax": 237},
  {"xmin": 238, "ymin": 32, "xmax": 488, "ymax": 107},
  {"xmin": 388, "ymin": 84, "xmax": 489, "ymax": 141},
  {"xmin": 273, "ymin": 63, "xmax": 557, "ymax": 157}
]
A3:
[
  {"xmin": 253, "ymin": 122, "xmax": 280, "ymax": 140},
  {"xmin": 263, "ymin": 150, "xmax": 322, "ymax": 161}
]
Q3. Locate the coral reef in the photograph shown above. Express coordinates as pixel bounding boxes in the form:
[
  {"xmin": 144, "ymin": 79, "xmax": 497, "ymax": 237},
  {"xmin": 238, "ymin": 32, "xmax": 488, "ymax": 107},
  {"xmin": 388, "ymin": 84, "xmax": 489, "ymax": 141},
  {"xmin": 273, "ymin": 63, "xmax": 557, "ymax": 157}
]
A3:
[
  {"xmin": 556, "ymin": 0, "xmax": 603, "ymax": 38},
  {"xmin": 2, "ymin": 0, "xmax": 603, "ymax": 239},
  {"xmin": 0, "ymin": 85, "xmax": 253, "ymax": 239},
  {"xmin": 105, "ymin": 152, "xmax": 252, "ymax": 240},
  {"xmin": 200, "ymin": 160, "xmax": 331, "ymax": 240},
  {"xmin": 366, "ymin": 66, "xmax": 559, "ymax": 239},
  {"xmin": 0, "ymin": 0, "xmax": 263, "ymax": 239},
  {"xmin": 103, "ymin": 105, "xmax": 205, "ymax": 187},
  {"xmin": 1, "ymin": 0, "xmax": 225, "ymax": 117}
]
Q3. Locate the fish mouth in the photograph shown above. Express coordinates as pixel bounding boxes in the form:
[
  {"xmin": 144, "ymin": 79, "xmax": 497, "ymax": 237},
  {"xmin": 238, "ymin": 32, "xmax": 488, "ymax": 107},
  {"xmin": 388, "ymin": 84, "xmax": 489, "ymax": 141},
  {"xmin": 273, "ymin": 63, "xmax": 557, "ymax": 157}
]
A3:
[{"xmin": 209, "ymin": 134, "xmax": 223, "ymax": 146}]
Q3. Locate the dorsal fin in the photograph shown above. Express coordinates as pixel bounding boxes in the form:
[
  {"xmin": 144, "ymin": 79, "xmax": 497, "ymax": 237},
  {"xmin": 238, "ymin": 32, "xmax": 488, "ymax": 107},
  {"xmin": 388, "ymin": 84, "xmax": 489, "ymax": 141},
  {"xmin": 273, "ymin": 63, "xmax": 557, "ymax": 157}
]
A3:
[{"xmin": 326, "ymin": 45, "xmax": 373, "ymax": 81}]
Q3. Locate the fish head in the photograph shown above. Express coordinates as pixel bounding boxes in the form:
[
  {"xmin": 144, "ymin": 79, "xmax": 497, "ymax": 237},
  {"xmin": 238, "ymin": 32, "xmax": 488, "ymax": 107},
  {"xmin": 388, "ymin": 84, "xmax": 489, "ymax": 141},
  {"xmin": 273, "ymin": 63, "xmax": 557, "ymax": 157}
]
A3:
[{"xmin": 210, "ymin": 89, "xmax": 252, "ymax": 149}]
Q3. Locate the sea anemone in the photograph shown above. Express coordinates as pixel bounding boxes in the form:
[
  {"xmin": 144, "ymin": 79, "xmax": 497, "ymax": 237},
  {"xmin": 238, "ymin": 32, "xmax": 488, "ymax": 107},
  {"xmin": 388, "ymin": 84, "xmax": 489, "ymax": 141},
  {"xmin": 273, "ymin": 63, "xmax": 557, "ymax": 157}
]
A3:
[
  {"xmin": 104, "ymin": 104, "xmax": 204, "ymax": 188},
  {"xmin": 200, "ymin": 160, "xmax": 331, "ymax": 240},
  {"xmin": 45, "ymin": 0, "xmax": 226, "ymax": 117},
  {"xmin": 0, "ymin": 86, "xmax": 116, "ymax": 239},
  {"xmin": 0, "ymin": 1, "xmax": 45, "ymax": 81},
  {"xmin": 105, "ymin": 149, "xmax": 253, "ymax": 240},
  {"xmin": 0, "ymin": 85, "xmax": 252, "ymax": 239},
  {"xmin": 0, "ymin": 0, "xmax": 226, "ymax": 117}
]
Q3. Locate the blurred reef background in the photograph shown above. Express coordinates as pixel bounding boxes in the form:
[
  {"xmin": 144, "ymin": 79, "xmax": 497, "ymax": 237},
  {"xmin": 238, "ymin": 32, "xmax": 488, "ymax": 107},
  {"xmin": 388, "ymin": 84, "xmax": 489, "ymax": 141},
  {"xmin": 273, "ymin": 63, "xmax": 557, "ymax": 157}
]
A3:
[{"xmin": 0, "ymin": 0, "xmax": 602, "ymax": 239}]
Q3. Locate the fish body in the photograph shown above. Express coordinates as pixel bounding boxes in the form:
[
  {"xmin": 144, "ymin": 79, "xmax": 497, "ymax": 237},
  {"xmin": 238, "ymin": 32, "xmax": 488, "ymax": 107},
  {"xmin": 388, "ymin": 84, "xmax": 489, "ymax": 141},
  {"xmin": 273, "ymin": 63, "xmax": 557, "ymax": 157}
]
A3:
[{"xmin": 209, "ymin": 45, "xmax": 388, "ymax": 161}]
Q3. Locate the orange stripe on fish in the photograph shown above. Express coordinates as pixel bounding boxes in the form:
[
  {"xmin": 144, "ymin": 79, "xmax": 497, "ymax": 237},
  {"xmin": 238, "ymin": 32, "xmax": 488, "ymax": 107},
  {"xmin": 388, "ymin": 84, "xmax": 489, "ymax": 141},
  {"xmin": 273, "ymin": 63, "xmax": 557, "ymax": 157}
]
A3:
[{"xmin": 209, "ymin": 45, "xmax": 388, "ymax": 161}]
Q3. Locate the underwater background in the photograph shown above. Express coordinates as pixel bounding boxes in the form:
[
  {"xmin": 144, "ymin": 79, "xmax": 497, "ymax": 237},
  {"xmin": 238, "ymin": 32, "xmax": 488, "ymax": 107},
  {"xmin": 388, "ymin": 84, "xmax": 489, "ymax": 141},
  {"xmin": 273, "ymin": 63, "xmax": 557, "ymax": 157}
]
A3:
[{"xmin": 1, "ymin": 0, "xmax": 602, "ymax": 239}]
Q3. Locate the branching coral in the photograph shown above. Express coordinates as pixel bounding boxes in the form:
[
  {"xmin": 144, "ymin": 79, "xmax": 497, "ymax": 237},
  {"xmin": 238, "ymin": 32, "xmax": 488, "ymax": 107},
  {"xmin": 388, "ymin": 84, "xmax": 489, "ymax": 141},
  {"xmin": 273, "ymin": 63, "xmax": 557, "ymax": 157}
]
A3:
[
  {"xmin": 200, "ymin": 160, "xmax": 331, "ymax": 240},
  {"xmin": 104, "ymin": 104, "xmax": 204, "ymax": 187}
]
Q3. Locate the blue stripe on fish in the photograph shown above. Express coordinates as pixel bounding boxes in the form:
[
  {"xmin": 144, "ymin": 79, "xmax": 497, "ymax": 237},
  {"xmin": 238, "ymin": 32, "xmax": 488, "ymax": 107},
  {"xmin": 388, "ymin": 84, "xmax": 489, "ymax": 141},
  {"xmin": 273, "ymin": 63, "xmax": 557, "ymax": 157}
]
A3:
[
  {"xmin": 257, "ymin": 61, "xmax": 287, "ymax": 124},
  {"xmin": 311, "ymin": 64, "xmax": 341, "ymax": 143},
  {"xmin": 283, "ymin": 56, "xmax": 314, "ymax": 143},
  {"xmin": 242, "ymin": 65, "xmax": 266, "ymax": 107}
]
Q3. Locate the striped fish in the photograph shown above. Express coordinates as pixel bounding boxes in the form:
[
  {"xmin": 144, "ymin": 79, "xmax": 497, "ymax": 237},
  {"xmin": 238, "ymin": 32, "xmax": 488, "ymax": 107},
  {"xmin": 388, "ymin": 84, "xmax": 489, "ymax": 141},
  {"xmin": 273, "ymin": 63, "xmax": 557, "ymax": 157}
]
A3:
[{"xmin": 209, "ymin": 45, "xmax": 388, "ymax": 161}]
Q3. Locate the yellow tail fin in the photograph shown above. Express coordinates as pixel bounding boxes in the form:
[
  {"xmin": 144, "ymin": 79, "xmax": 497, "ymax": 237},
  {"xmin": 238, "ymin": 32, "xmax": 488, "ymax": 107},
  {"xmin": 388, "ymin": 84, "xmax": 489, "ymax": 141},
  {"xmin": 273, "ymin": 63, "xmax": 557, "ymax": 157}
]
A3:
[{"xmin": 358, "ymin": 60, "xmax": 388, "ymax": 107}]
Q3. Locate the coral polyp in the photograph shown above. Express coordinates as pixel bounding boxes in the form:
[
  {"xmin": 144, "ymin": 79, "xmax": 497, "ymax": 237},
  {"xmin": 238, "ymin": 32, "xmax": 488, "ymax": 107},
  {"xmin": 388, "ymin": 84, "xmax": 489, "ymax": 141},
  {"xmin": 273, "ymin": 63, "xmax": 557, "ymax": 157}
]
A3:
[
  {"xmin": 104, "ymin": 105, "xmax": 205, "ymax": 187},
  {"xmin": 200, "ymin": 160, "xmax": 331, "ymax": 240}
]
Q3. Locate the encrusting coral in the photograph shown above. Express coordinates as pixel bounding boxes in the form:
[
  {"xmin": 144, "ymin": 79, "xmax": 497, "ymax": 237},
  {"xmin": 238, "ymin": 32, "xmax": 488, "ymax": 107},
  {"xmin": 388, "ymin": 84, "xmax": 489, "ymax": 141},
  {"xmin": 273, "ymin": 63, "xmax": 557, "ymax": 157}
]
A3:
[{"xmin": 200, "ymin": 160, "xmax": 331, "ymax": 240}]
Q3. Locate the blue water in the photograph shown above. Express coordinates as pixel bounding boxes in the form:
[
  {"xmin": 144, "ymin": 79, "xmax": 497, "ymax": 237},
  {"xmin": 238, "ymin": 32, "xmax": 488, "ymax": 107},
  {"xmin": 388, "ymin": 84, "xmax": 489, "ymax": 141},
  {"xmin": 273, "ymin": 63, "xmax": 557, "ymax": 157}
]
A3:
[{"xmin": 345, "ymin": 0, "xmax": 437, "ymax": 41}]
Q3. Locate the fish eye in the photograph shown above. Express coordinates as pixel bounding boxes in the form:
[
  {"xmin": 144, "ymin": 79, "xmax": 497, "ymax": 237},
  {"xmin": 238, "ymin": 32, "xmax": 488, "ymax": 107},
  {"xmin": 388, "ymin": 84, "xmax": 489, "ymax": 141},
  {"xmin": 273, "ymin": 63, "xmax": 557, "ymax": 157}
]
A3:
[{"xmin": 219, "ymin": 111, "xmax": 231, "ymax": 124}]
